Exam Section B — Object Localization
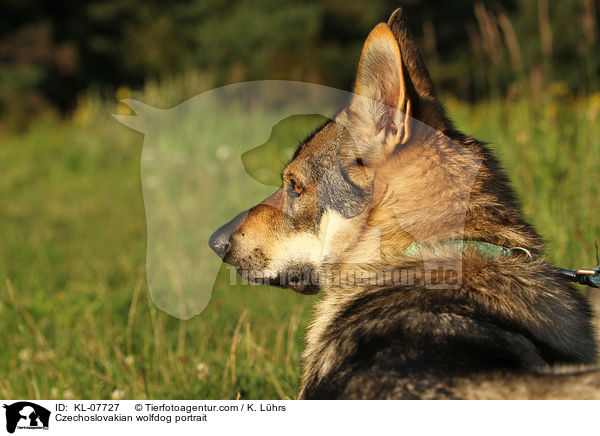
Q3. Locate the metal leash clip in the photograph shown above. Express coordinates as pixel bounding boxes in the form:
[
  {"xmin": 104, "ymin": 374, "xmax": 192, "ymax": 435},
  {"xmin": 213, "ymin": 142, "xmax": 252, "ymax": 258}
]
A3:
[{"xmin": 556, "ymin": 242, "xmax": 600, "ymax": 288}]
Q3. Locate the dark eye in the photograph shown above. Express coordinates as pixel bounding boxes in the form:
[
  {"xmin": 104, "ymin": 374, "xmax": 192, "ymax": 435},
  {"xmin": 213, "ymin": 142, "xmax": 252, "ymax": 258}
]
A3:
[{"xmin": 290, "ymin": 179, "xmax": 304, "ymax": 197}]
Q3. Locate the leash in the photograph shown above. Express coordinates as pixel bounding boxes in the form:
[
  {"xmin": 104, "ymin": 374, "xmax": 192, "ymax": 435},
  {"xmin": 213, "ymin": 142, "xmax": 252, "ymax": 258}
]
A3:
[{"xmin": 405, "ymin": 240, "xmax": 600, "ymax": 289}]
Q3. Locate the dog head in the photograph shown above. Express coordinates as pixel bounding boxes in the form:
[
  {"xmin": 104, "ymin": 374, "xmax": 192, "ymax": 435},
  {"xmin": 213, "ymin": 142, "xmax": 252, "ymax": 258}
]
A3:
[{"xmin": 209, "ymin": 9, "xmax": 474, "ymax": 294}]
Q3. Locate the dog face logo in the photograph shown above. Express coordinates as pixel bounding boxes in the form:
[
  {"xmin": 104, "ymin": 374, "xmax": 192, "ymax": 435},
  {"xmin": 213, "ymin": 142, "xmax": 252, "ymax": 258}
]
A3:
[
  {"xmin": 3, "ymin": 402, "xmax": 50, "ymax": 433},
  {"xmin": 114, "ymin": 25, "xmax": 481, "ymax": 316}
]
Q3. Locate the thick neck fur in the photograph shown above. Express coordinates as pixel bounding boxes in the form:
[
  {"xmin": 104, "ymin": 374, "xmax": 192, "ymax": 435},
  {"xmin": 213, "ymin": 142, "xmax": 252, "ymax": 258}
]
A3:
[{"xmin": 299, "ymin": 131, "xmax": 593, "ymax": 399}]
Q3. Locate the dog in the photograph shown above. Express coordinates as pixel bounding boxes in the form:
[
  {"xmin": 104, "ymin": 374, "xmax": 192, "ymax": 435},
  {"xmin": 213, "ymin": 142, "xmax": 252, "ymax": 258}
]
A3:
[{"xmin": 209, "ymin": 8, "xmax": 600, "ymax": 399}]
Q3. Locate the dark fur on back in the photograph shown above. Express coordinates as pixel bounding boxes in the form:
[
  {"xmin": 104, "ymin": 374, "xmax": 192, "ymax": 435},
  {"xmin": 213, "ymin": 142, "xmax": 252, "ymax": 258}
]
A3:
[{"xmin": 301, "ymin": 256, "xmax": 597, "ymax": 399}]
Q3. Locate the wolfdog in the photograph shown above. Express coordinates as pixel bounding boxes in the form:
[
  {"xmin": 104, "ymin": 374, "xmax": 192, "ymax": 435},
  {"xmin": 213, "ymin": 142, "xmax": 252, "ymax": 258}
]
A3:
[{"xmin": 209, "ymin": 8, "xmax": 600, "ymax": 399}]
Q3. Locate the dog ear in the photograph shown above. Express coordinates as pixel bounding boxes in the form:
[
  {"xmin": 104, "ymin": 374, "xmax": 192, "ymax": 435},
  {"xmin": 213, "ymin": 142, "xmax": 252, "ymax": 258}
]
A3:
[
  {"xmin": 387, "ymin": 8, "xmax": 450, "ymax": 132},
  {"xmin": 349, "ymin": 23, "xmax": 414, "ymax": 157}
]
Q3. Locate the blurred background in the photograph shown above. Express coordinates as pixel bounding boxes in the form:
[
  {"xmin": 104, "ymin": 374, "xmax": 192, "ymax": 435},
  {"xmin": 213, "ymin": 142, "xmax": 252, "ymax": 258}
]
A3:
[
  {"xmin": 1, "ymin": 0, "xmax": 599, "ymax": 400},
  {"xmin": 1, "ymin": 0, "xmax": 599, "ymax": 130}
]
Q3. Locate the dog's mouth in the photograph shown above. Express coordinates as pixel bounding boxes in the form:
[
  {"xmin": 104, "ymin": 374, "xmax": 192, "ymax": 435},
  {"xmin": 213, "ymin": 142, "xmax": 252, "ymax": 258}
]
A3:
[
  {"xmin": 283, "ymin": 270, "xmax": 320, "ymax": 294},
  {"xmin": 233, "ymin": 264, "xmax": 320, "ymax": 295}
]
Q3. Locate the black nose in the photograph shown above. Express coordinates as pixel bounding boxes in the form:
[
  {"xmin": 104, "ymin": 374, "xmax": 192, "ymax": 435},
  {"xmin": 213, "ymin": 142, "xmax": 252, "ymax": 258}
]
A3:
[
  {"xmin": 208, "ymin": 229, "xmax": 230, "ymax": 259},
  {"xmin": 208, "ymin": 211, "xmax": 248, "ymax": 259}
]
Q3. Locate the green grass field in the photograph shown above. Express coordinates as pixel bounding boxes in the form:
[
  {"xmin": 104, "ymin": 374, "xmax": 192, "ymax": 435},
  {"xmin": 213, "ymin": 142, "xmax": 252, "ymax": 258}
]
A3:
[{"xmin": 1, "ymin": 80, "xmax": 599, "ymax": 399}]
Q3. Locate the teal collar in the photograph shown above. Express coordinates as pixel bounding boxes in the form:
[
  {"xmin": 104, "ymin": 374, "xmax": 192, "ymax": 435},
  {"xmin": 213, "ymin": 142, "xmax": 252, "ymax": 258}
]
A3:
[
  {"xmin": 405, "ymin": 240, "xmax": 600, "ymax": 289},
  {"xmin": 404, "ymin": 240, "xmax": 526, "ymax": 259}
]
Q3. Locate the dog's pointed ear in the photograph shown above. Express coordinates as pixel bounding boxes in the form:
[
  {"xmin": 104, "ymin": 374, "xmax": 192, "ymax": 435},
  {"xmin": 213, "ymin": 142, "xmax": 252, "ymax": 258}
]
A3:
[
  {"xmin": 349, "ymin": 23, "xmax": 414, "ymax": 155},
  {"xmin": 387, "ymin": 8, "xmax": 450, "ymax": 131}
]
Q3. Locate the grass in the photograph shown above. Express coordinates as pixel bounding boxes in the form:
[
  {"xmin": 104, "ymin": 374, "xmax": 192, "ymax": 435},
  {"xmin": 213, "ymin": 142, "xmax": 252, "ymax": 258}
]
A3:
[{"xmin": 0, "ymin": 79, "xmax": 599, "ymax": 399}]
